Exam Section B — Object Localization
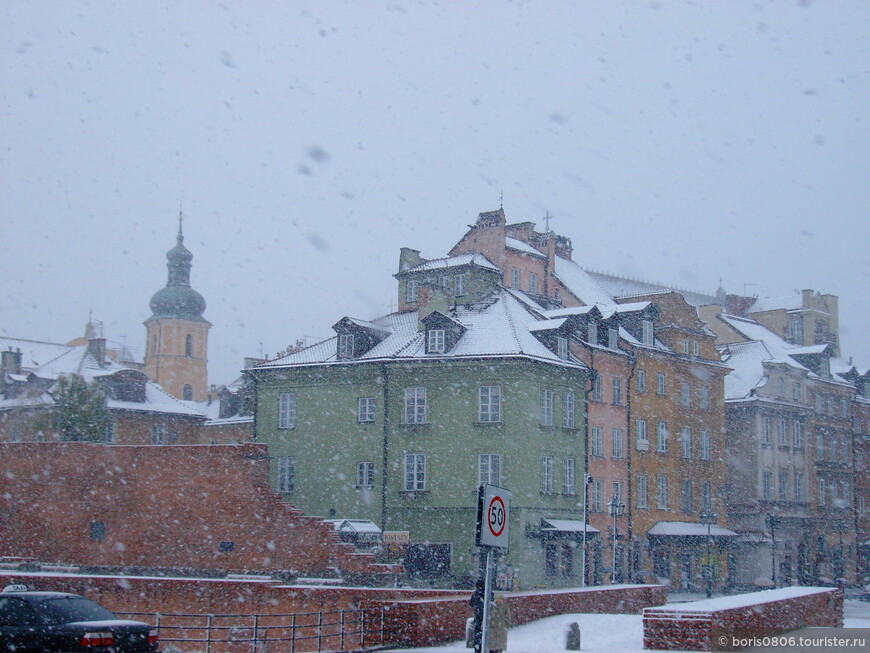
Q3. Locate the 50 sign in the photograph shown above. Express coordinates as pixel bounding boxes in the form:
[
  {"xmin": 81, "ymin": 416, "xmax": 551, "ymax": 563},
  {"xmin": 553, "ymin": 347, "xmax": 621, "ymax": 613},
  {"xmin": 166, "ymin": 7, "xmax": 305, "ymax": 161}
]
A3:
[{"xmin": 476, "ymin": 484, "xmax": 511, "ymax": 548}]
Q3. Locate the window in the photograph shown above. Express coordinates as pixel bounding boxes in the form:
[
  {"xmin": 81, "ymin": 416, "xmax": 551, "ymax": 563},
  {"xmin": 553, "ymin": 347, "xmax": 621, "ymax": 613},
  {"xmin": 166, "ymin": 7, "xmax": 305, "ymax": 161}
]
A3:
[
  {"xmin": 479, "ymin": 385, "xmax": 502, "ymax": 423},
  {"xmin": 557, "ymin": 336, "xmax": 569, "ymax": 360},
  {"xmin": 641, "ymin": 320, "xmax": 654, "ymax": 345},
  {"xmin": 338, "ymin": 333, "xmax": 355, "ymax": 358},
  {"xmin": 405, "ymin": 387, "xmax": 427, "ymax": 424},
  {"xmin": 681, "ymin": 428, "xmax": 692, "ymax": 459},
  {"xmin": 788, "ymin": 317, "xmax": 804, "ymax": 343},
  {"xmin": 700, "ymin": 386, "xmax": 710, "ymax": 409},
  {"xmin": 511, "ymin": 268, "xmax": 520, "ymax": 289},
  {"xmin": 656, "ymin": 372, "xmax": 666, "ymax": 396},
  {"xmin": 792, "ymin": 382, "xmax": 801, "ymax": 402},
  {"xmin": 591, "ymin": 375, "xmax": 603, "ymax": 402},
  {"xmin": 183, "ymin": 384, "xmax": 193, "ymax": 401},
  {"xmin": 406, "ymin": 278, "xmax": 419, "ymax": 303},
  {"xmin": 656, "ymin": 421, "xmax": 668, "ymax": 452},
  {"xmin": 656, "ymin": 475, "xmax": 669, "ymax": 510},
  {"xmin": 815, "ymin": 393, "xmax": 823, "ymax": 413},
  {"xmin": 681, "ymin": 479, "xmax": 693, "ymax": 513},
  {"xmin": 608, "ymin": 327, "xmax": 618, "ymax": 349},
  {"xmin": 637, "ymin": 474, "xmax": 649, "ymax": 509},
  {"xmin": 541, "ymin": 456, "xmax": 555, "ymax": 493},
  {"xmin": 612, "ymin": 480, "xmax": 624, "ymax": 502},
  {"xmin": 762, "ymin": 471, "xmax": 773, "ymax": 500},
  {"xmin": 816, "ymin": 432, "xmax": 825, "ymax": 461},
  {"xmin": 563, "ymin": 390, "xmax": 576, "ymax": 428},
  {"xmin": 591, "ymin": 426, "xmax": 603, "ymax": 456},
  {"xmin": 151, "ymin": 425, "xmax": 167, "ymax": 444},
  {"xmin": 279, "ymin": 393, "xmax": 297, "ymax": 429},
  {"xmin": 454, "ymin": 273, "xmax": 467, "ymax": 297},
  {"xmin": 478, "ymin": 453, "xmax": 501, "ymax": 486},
  {"xmin": 612, "ymin": 429, "xmax": 624, "ymax": 459},
  {"xmin": 612, "ymin": 378, "xmax": 623, "ymax": 406},
  {"xmin": 778, "ymin": 468, "xmax": 789, "ymax": 501},
  {"xmin": 761, "ymin": 416, "xmax": 771, "ymax": 445},
  {"xmin": 278, "ymin": 456, "xmax": 295, "ymax": 493},
  {"xmin": 529, "ymin": 272, "xmax": 538, "ymax": 294},
  {"xmin": 701, "ymin": 481, "xmax": 712, "ymax": 511},
  {"xmin": 637, "ymin": 369, "xmax": 647, "ymax": 393},
  {"xmin": 692, "ymin": 340, "xmax": 700, "ymax": 357},
  {"xmin": 358, "ymin": 397, "xmax": 376, "ymax": 422},
  {"xmin": 104, "ymin": 420, "xmax": 116, "ymax": 444},
  {"xmin": 540, "ymin": 389, "xmax": 554, "ymax": 426},
  {"xmin": 777, "ymin": 377, "xmax": 785, "ymax": 397},
  {"xmin": 404, "ymin": 453, "xmax": 427, "ymax": 491},
  {"xmin": 427, "ymin": 328, "xmax": 446, "ymax": 353},
  {"xmin": 841, "ymin": 398, "xmax": 849, "ymax": 418},
  {"xmin": 817, "ymin": 477, "xmax": 826, "ymax": 506},
  {"xmin": 591, "ymin": 479, "xmax": 603, "ymax": 512},
  {"xmin": 637, "ymin": 419, "xmax": 649, "ymax": 449},
  {"xmin": 680, "ymin": 382, "xmax": 691, "ymax": 407},
  {"xmin": 357, "ymin": 461, "xmax": 375, "ymax": 488},
  {"xmin": 564, "ymin": 458, "xmax": 576, "ymax": 495},
  {"xmin": 778, "ymin": 418, "xmax": 789, "ymax": 447},
  {"xmin": 700, "ymin": 430, "xmax": 711, "ymax": 460},
  {"xmin": 587, "ymin": 321, "xmax": 598, "ymax": 344},
  {"xmin": 185, "ymin": 333, "xmax": 193, "ymax": 357}
]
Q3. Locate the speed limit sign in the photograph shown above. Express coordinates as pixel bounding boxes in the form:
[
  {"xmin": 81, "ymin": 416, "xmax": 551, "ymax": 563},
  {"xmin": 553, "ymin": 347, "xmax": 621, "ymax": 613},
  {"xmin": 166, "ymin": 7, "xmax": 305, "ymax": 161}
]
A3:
[{"xmin": 476, "ymin": 484, "xmax": 511, "ymax": 548}]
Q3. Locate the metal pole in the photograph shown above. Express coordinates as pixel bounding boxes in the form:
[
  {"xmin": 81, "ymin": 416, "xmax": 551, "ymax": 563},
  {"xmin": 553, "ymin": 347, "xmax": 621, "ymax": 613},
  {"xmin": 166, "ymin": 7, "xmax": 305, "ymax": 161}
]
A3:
[
  {"xmin": 706, "ymin": 521, "xmax": 712, "ymax": 598},
  {"xmin": 612, "ymin": 508, "xmax": 618, "ymax": 584},
  {"xmin": 480, "ymin": 547, "xmax": 494, "ymax": 653},
  {"xmin": 582, "ymin": 473, "xmax": 590, "ymax": 587}
]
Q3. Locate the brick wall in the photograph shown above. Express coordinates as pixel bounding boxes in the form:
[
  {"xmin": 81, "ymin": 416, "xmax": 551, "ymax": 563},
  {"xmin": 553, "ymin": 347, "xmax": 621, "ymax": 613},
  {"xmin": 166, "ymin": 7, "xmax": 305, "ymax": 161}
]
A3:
[{"xmin": 0, "ymin": 442, "xmax": 396, "ymax": 580}]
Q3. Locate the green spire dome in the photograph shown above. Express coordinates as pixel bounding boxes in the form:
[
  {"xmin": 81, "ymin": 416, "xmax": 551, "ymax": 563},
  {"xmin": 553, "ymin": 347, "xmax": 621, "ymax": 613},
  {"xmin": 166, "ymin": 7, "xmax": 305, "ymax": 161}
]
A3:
[{"xmin": 146, "ymin": 220, "xmax": 208, "ymax": 322}]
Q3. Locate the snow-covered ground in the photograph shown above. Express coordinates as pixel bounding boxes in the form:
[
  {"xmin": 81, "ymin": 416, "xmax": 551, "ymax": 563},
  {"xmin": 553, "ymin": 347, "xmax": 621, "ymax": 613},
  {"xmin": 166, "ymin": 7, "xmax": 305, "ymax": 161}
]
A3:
[{"xmin": 395, "ymin": 597, "xmax": 870, "ymax": 653}]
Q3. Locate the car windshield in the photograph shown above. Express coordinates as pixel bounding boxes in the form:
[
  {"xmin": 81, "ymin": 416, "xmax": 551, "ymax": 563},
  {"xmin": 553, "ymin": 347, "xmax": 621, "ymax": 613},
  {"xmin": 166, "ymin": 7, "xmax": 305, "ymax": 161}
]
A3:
[{"xmin": 35, "ymin": 597, "xmax": 117, "ymax": 625}]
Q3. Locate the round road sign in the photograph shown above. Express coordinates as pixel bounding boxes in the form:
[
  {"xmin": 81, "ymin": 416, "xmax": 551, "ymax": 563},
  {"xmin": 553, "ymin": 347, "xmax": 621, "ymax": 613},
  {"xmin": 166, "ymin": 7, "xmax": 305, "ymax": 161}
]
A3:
[{"xmin": 488, "ymin": 496, "xmax": 506, "ymax": 537}]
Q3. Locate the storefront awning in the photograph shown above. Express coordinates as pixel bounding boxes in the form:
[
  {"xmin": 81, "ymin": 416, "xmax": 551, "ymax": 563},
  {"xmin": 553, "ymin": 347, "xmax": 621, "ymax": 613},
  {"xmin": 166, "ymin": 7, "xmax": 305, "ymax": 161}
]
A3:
[
  {"xmin": 647, "ymin": 521, "xmax": 737, "ymax": 537},
  {"xmin": 541, "ymin": 519, "xmax": 599, "ymax": 534}
]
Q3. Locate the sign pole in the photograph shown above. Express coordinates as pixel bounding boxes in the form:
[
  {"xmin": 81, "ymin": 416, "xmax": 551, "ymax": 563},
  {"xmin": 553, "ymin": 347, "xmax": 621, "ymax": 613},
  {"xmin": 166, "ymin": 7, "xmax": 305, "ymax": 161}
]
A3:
[{"xmin": 480, "ymin": 546, "xmax": 493, "ymax": 653}]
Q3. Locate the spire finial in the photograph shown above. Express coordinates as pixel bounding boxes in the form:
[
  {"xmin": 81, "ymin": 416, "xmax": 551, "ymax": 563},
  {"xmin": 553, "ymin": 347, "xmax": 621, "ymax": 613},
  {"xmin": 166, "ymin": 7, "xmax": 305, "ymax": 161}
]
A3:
[
  {"xmin": 499, "ymin": 190, "xmax": 503, "ymax": 210},
  {"xmin": 178, "ymin": 201, "xmax": 184, "ymax": 238},
  {"xmin": 543, "ymin": 211, "xmax": 553, "ymax": 232}
]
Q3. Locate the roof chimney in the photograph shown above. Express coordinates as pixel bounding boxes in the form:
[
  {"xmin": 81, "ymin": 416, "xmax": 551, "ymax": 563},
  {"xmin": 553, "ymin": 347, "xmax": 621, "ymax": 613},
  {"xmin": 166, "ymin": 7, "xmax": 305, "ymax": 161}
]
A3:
[
  {"xmin": 1, "ymin": 348, "xmax": 22, "ymax": 376},
  {"xmin": 88, "ymin": 338, "xmax": 107, "ymax": 366}
]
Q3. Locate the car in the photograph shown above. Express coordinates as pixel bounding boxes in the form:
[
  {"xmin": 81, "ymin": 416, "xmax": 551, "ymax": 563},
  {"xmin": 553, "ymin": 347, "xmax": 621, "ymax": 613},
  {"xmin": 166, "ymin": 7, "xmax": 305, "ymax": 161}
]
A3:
[{"xmin": 0, "ymin": 585, "xmax": 160, "ymax": 652}]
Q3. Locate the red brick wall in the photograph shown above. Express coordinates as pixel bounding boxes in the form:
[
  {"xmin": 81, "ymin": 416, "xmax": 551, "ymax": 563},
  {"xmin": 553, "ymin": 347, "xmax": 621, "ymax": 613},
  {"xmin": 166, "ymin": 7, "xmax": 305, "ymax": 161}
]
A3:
[{"xmin": 0, "ymin": 442, "xmax": 393, "ymax": 580}]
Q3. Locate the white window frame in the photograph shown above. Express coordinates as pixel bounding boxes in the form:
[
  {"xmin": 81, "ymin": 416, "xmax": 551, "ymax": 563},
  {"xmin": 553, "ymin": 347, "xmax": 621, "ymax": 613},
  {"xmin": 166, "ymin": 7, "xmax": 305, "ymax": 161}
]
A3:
[
  {"xmin": 656, "ymin": 475, "xmax": 669, "ymax": 510},
  {"xmin": 557, "ymin": 336, "xmax": 569, "ymax": 360},
  {"xmin": 701, "ymin": 480, "xmax": 712, "ymax": 511},
  {"xmin": 591, "ymin": 375, "xmax": 602, "ymax": 402},
  {"xmin": 511, "ymin": 268, "xmax": 520, "ymax": 289},
  {"xmin": 612, "ymin": 428, "xmax": 624, "ymax": 459},
  {"xmin": 587, "ymin": 322, "xmax": 598, "ymax": 344},
  {"xmin": 762, "ymin": 470, "xmax": 773, "ymax": 500},
  {"xmin": 656, "ymin": 422, "xmax": 668, "ymax": 453},
  {"xmin": 406, "ymin": 278, "xmax": 419, "ymax": 303},
  {"xmin": 404, "ymin": 453, "xmax": 427, "ymax": 491},
  {"xmin": 404, "ymin": 387, "xmax": 428, "ymax": 424},
  {"xmin": 478, "ymin": 385, "xmax": 502, "ymax": 423},
  {"xmin": 563, "ymin": 390, "xmax": 576, "ymax": 428},
  {"xmin": 637, "ymin": 369, "xmax": 646, "ymax": 393},
  {"xmin": 357, "ymin": 461, "xmax": 375, "ymax": 488},
  {"xmin": 427, "ymin": 328, "xmax": 446, "ymax": 353},
  {"xmin": 478, "ymin": 453, "xmax": 501, "ymax": 486},
  {"xmin": 637, "ymin": 419, "xmax": 649, "ymax": 449},
  {"xmin": 612, "ymin": 378, "xmax": 623, "ymax": 406},
  {"xmin": 656, "ymin": 372, "xmax": 666, "ymax": 396},
  {"xmin": 541, "ymin": 456, "xmax": 555, "ymax": 494},
  {"xmin": 591, "ymin": 479, "xmax": 603, "ymax": 512},
  {"xmin": 700, "ymin": 385, "xmax": 710, "ymax": 409},
  {"xmin": 641, "ymin": 320, "xmax": 654, "ymax": 345},
  {"xmin": 681, "ymin": 427, "xmax": 692, "ymax": 459},
  {"xmin": 778, "ymin": 468, "xmax": 789, "ymax": 501},
  {"xmin": 529, "ymin": 272, "xmax": 538, "ymax": 294},
  {"xmin": 700, "ymin": 429, "xmax": 711, "ymax": 460},
  {"xmin": 680, "ymin": 382, "xmax": 691, "ymax": 407},
  {"xmin": 104, "ymin": 420, "xmax": 117, "ymax": 444},
  {"xmin": 358, "ymin": 397, "xmax": 376, "ymax": 423},
  {"xmin": 637, "ymin": 474, "xmax": 649, "ymax": 509},
  {"xmin": 608, "ymin": 327, "xmax": 618, "ymax": 349},
  {"xmin": 151, "ymin": 425, "xmax": 167, "ymax": 445},
  {"xmin": 778, "ymin": 417, "xmax": 789, "ymax": 447},
  {"xmin": 564, "ymin": 458, "xmax": 576, "ymax": 495},
  {"xmin": 454, "ymin": 273, "xmax": 467, "ymax": 297},
  {"xmin": 591, "ymin": 426, "xmax": 603, "ymax": 456},
  {"xmin": 278, "ymin": 456, "xmax": 295, "ymax": 493},
  {"xmin": 279, "ymin": 392, "xmax": 297, "ymax": 430},
  {"xmin": 761, "ymin": 416, "xmax": 771, "ymax": 445},
  {"xmin": 338, "ymin": 333, "xmax": 355, "ymax": 358},
  {"xmin": 681, "ymin": 479, "xmax": 693, "ymax": 513},
  {"xmin": 692, "ymin": 340, "xmax": 700, "ymax": 357},
  {"xmin": 540, "ymin": 389, "xmax": 554, "ymax": 426},
  {"xmin": 792, "ymin": 382, "xmax": 801, "ymax": 402}
]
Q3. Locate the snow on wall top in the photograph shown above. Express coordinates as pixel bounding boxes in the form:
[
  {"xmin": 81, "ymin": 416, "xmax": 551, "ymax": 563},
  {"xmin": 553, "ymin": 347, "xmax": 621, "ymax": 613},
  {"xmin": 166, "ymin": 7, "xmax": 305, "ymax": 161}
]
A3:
[
  {"xmin": 506, "ymin": 237, "xmax": 546, "ymax": 258},
  {"xmin": 746, "ymin": 291, "xmax": 804, "ymax": 314},
  {"xmin": 584, "ymin": 269, "xmax": 718, "ymax": 307},
  {"xmin": 406, "ymin": 252, "xmax": 499, "ymax": 273}
]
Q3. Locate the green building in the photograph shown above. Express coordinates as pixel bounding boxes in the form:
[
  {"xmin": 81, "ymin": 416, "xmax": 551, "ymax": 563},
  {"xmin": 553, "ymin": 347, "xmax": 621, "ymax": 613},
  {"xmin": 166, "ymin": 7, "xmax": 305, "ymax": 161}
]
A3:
[{"xmin": 251, "ymin": 253, "xmax": 591, "ymax": 588}]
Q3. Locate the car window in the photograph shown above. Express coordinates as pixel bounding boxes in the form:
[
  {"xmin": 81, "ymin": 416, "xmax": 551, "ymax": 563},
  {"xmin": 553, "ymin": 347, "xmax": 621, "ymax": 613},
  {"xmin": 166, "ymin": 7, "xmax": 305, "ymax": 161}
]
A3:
[
  {"xmin": 0, "ymin": 597, "xmax": 41, "ymax": 627},
  {"xmin": 35, "ymin": 597, "xmax": 116, "ymax": 625}
]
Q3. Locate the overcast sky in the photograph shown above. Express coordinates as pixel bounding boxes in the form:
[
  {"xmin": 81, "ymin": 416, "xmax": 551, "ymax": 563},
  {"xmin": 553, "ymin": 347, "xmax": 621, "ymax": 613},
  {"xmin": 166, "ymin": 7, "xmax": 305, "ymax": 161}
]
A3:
[{"xmin": 2, "ymin": 0, "xmax": 868, "ymax": 385}]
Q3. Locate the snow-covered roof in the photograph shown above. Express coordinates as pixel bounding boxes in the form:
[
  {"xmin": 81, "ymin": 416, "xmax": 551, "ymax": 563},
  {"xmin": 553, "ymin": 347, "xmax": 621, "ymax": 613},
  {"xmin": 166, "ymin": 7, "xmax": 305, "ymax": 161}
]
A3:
[
  {"xmin": 506, "ymin": 237, "xmax": 546, "ymax": 258},
  {"xmin": 0, "ymin": 337, "xmax": 73, "ymax": 372},
  {"xmin": 527, "ymin": 318, "xmax": 567, "ymax": 333},
  {"xmin": 541, "ymin": 519, "xmax": 600, "ymax": 534},
  {"xmin": 647, "ymin": 521, "xmax": 737, "ymax": 537},
  {"xmin": 541, "ymin": 306, "xmax": 599, "ymax": 319},
  {"xmin": 553, "ymin": 257, "xmax": 615, "ymax": 307},
  {"xmin": 747, "ymin": 291, "xmax": 804, "ymax": 314},
  {"xmin": 325, "ymin": 519, "xmax": 382, "ymax": 534},
  {"xmin": 257, "ymin": 290, "xmax": 588, "ymax": 371},
  {"xmin": 584, "ymin": 269, "xmax": 718, "ymax": 307},
  {"xmin": 406, "ymin": 252, "xmax": 499, "ymax": 273}
]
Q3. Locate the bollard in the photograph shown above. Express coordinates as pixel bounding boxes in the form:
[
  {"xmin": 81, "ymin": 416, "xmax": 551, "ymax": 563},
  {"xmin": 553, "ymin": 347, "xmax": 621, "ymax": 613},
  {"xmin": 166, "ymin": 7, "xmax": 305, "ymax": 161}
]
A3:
[{"xmin": 566, "ymin": 621, "xmax": 581, "ymax": 650}]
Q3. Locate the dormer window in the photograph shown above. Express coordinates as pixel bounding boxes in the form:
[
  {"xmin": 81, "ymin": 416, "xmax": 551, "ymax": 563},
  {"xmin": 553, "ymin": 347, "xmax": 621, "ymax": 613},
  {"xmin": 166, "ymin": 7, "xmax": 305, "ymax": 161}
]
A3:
[
  {"xmin": 406, "ymin": 278, "xmax": 419, "ymax": 303},
  {"xmin": 641, "ymin": 320, "xmax": 654, "ymax": 345},
  {"xmin": 587, "ymin": 322, "xmax": 598, "ymax": 345},
  {"xmin": 427, "ymin": 329, "xmax": 446, "ymax": 354},
  {"xmin": 557, "ymin": 337, "xmax": 569, "ymax": 360},
  {"xmin": 454, "ymin": 273, "xmax": 467, "ymax": 297},
  {"xmin": 338, "ymin": 333, "xmax": 355, "ymax": 359},
  {"xmin": 607, "ymin": 327, "xmax": 618, "ymax": 350}
]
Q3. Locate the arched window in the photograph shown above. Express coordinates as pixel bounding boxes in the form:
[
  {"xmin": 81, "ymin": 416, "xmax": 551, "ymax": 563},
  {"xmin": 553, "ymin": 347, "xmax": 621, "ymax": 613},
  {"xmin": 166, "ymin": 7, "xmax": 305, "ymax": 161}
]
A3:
[
  {"xmin": 185, "ymin": 334, "xmax": 193, "ymax": 357},
  {"xmin": 183, "ymin": 384, "xmax": 193, "ymax": 401}
]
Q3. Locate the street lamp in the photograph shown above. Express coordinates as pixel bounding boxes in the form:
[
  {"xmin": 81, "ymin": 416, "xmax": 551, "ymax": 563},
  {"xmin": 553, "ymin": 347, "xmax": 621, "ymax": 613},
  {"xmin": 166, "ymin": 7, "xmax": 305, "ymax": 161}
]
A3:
[
  {"xmin": 766, "ymin": 512, "xmax": 781, "ymax": 588},
  {"xmin": 700, "ymin": 510, "xmax": 717, "ymax": 598},
  {"xmin": 608, "ymin": 494, "xmax": 625, "ymax": 584}
]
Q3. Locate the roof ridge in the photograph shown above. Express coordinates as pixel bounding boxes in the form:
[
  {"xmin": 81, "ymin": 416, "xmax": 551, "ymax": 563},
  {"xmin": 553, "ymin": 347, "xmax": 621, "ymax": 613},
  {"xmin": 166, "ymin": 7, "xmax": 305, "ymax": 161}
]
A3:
[{"xmin": 580, "ymin": 263, "xmax": 715, "ymax": 299}]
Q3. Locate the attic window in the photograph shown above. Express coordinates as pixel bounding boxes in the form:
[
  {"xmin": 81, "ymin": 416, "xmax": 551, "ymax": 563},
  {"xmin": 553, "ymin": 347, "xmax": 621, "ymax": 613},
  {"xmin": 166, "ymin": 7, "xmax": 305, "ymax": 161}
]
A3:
[
  {"xmin": 587, "ymin": 322, "xmax": 598, "ymax": 345},
  {"xmin": 427, "ymin": 329, "xmax": 446, "ymax": 354},
  {"xmin": 338, "ymin": 333, "xmax": 355, "ymax": 358},
  {"xmin": 557, "ymin": 337, "xmax": 569, "ymax": 360},
  {"xmin": 406, "ymin": 278, "xmax": 419, "ymax": 303},
  {"xmin": 641, "ymin": 320, "xmax": 654, "ymax": 345},
  {"xmin": 607, "ymin": 327, "xmax": 618, "ymax": 350}
]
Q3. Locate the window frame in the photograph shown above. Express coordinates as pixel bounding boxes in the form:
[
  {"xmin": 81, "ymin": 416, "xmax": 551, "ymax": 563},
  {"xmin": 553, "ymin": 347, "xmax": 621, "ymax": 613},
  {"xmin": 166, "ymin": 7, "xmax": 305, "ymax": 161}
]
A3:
[
  {"xmin": 541, "ymin": 455, "xmax": 555, "ymax": 494},
  {"xmin": 404, "ymin": 453, "xmax": 427, "ymax": 491},
  {"xmin": 357, "ymin": 461, "xmax": 375, "ymax": 488},
  {"xmin": 478, "ymin": 385, "xmax": 502, "ymax": 424},
  {"xmin": 427, "ymin": 328, "xmax": 447, "ymax": 354},
  {"xmin": 358, "ymin": 396, "xmax": 376, "ymax": 423},
  {"xmin": 404, "ymin": 387, "xmax": 428, "ymax": 424},
  {"xmin": 278, "ymin": 392, "xmax": 297, "ymax": 430},
  {"xmin": 563, "ymin": 390, "xmax": 576, "ymax": 428},
  {"xmin": 338, "ymin": 333, "xmax": 355, "ymax": 358},
  {"xmin": 478, "ymin": 453, "xmax": 501, "ymax": 486},
  {"xmin": 540, "ymin": 389, "xmax": 554, "ymax": 426},
  {"xmin": 278, "ymin": 456, "xmax": 295, "ymax": 493},
  {"xmin": 564, "ymin": 458, "xmax": 576, "ymax": 495}
]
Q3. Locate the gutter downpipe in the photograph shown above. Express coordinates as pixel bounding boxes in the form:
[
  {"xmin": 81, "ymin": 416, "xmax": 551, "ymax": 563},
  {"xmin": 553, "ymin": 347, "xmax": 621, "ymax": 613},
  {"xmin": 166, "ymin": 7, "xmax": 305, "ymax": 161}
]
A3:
[
  {"xmin": 380, "ymin": 362, "xmax": 390, "ymax": 533},
  {"xmin": 625, "ymin": 349, "xmax": 637, "ymax": 583},
  {"xmin": 582, "ymin": 349, "xmax": 594, "ymax": 588}
]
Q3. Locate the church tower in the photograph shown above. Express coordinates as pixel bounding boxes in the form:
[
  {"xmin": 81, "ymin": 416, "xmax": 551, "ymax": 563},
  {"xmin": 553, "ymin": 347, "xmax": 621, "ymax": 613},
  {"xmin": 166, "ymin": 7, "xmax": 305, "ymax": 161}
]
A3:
[{"xmin": 144, "ymin": 216, "xmax": 210, "ymax": 402}]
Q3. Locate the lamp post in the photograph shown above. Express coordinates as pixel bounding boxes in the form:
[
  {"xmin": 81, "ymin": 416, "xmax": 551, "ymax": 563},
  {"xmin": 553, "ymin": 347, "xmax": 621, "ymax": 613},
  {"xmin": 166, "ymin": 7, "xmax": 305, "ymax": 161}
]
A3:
[
  {"xmin": 766, "ymin": 512, "xmax": 781, "ymax": 588},
  {"xmin": 582, "ymin": 473, "xmax": 592, "ymax": 587},
  {"xmin": 608, "ymin": 494, "xmax": 625, "ymax": 584},
  {"xmin": 700, "ymin": 510, "xmax": 717, "ymax": 598}
]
